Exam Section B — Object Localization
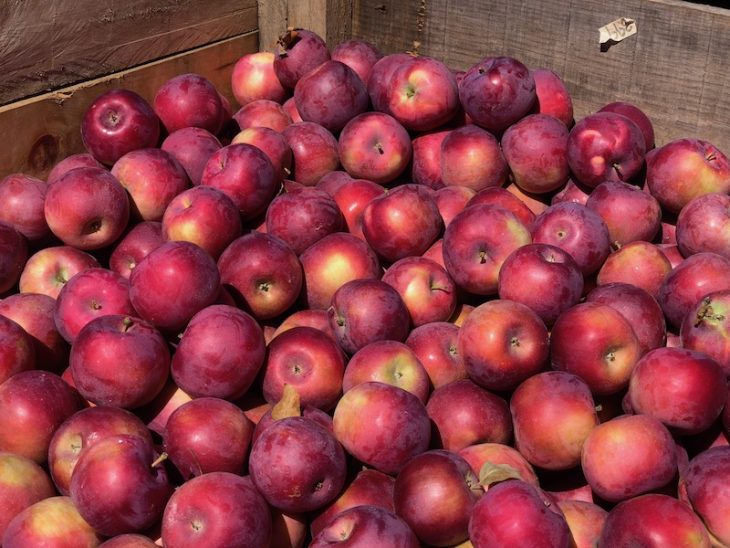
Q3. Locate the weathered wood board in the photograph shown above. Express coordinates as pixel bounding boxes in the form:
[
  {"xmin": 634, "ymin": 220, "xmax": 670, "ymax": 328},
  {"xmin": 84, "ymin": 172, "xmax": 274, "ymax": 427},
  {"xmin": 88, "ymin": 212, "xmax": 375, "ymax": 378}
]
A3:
[
  {"xmin": 349, "ymin": 0, "xmax": 730, "ymax": 152},
  {"xmin": 0, "ymin": 33, "xmax": 257, "ymax": 180},
  {"xmin": 0, "ymin": 0, "xmax": 258, "ymax": 105}
]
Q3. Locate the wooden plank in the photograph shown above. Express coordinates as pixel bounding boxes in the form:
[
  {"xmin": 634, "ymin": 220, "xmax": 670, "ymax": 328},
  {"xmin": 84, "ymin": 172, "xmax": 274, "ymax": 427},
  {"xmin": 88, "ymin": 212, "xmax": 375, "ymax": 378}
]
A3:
[
  {"xmin": 0, "ymin": 0, "xmax": 257, "ymax": 105},
  {"xmin": 0, "ymin": 32, "xmax": 258, "ymax": 181},
  {"xmin": 350, "ymin": 0, "xmax": 730, "ymax": 154}
]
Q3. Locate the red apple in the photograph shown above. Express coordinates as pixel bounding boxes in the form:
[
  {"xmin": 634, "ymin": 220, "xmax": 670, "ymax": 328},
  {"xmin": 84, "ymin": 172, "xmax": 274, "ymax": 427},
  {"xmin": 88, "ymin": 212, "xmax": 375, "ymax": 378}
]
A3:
[
  {"xmin": 459, "ymin": 56, "xmax": 537, "ymax": 134},
  {"xmin": 0, "ymin": 313, "xmax": 35, "ymax": 385},
  {"xmin": 70, "ymin": 434, "xmax": 171, "ymax": 537},
  {"xmin": 466, "ymin": 186, "xmax": 536, "ymax": 227},
  {"xmin": 511, "ymin": 371, "xmax": 599, "ymax": 470},
  {"xmin": 405, "ymin": 321, "xmax": 467, "ymax": 389},
  {"xmin": 108, "ymin": 221, "xmax": 165, "ymax": 279},
  {"xmin": 273, "ymin": 28, "xmax": 330, "ymax": 90},
  {"xmin": 160, "ymin": 126, "xmax": 222, "ymax": 186},
  {"xmin": 595, "ymin": 240, "xmax": 673, "ymax": 299},
  {"xmin": 18, "ymin": 245, "xmax": 100, "ymax": 299},
  {"xmin": 331, "ymin": 178, "xmax": 387, "ymax": 239},
  {"xmin": 231, "ymin": 51, "xmax": 287, "ymax": 106},
  {"xmin": 47, "ymin": 152, "xmax": 103, "ymax": 184},
  {"xmin": 231, "ymin": 125, "xmax": 293, "ymax": 180},
  {"xmin": 283, "ymin": 121, "xmax": 341, "ymax": 186},
  {"xmin": 164, "ymin": 396, "xmax": 253, "ymax": 478},
  {"xmin": 0, "ymin": 370, "xmax": 82, "ymax": 464},
  {"xmin": 581, "ymin": 414, "xmax": 677, "ymax": 502},
  {"xmin": 0, "ymin": 222, "xmax": 27, "ymax": 296},
  {"xmin": 129, "ymin": 240, "xmax": 221, "ymax": 332},
  {"xmin": 458, "ymin": 442, "xmax": 540, "ymax": 488},
  {"xmin": 676, "ymin": 192, "xmax": 730, "ymax": 259},
  {"xmin": 557, "ymin": 500, "xmax": 608, "ymax": 548},
  {"xmin": 70, "ymin": 314, "xmax": 170, "ymax": 409},
  {"xmin": 328, "ymin": 278, "xmax": 410, "ymax": 356},
  {"xmin": 646, "ymin": 138, "xmax": 730, "ymax": 214},
  {"xmin": 550, "ymin": 301, "xmax": 641, "ymax": 395},
  {"xmin": 411, "ymin": 129, "xmax": 449, "ymax": 189},
  {"xmin": 681, "ymin": 289, "xmax": 730, "ymax": 375},
  {"xmin": 81, "ymin": 88, "xmax": 160, "ymax": 166},
  {"xmin": 331, "ymin": 38, "xmax": 383, "ymax": 85},
  {"xmin": 458, "ymin": 299, "xmax": 549, "ymax": 392},
  {"xmin": 44, "ymin": 166, "xmax": 130, "ymax": 250},
  {"xmin": 218, "ymin": 232, "xmax": 303, "ymax": 321},
  {"xmin": 97, "ymin": 534, "xmax": 158, "ymax": 547},
  {"xmin": 367, "ymin": 53, "xmax": 415, "ymax": 114},
  {"xmin": 171, "ymin": 303, "xmax": 265, "ymax": 400},
  {"xmin": 681, "ymin": 446, "xmax": 730, "ymax": 545},
  {"xmin": 310, "ymin": 505, "xmax": 419, "ymax": 548},
  {"xmin": 338, "ymin": 112, "xmax": 412, "ymax": 185},
  {"xmin": 0, "ymin": 173, "xmax": 50, "ymax": 242},
  {"xmin": 530, "ymin": 67, "xmax": 574, "ymax": 126},
  {"xmin": 551, "ymin": 178, "xmax": 591, "ymax": 205},
  {"xmin": 394, "ymin": 449, "xmax": 483, "ymax": 546},
  {"xmin": 47, "ymin": 405, "xmax": 152, "ymax": 496},
  {"xmin": 153, "ymin": 73, "xmax": 224, "ymax": 135},
  {"xmin": 233, "ymin": 98, "xmax": 293, "ymax": 133},
  {"xmin": 161, "ymin": 472, "xmax": 271, "ymax": 548},
  {"xmin": 440, "ymin": 125, "xmax": 509, "ymax": 191}
]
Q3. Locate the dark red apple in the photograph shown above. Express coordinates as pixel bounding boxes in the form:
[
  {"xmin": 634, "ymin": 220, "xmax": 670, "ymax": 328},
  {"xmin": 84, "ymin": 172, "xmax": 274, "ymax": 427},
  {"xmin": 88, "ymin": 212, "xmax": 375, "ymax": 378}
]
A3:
[
  {"xmin": 0, "ymin": 173, "xmax": 50, "ymax": 242},
  {"xmin": 153, "ymin": 73, "xmax": 225, "ymax": 135},
  {"xmin": 331, "ymin": 38, "xmax": 383, "ymax": 84},
  {"xmin": 676, "ymin": 192, "xmax": 730, "ymax": 259},
  {"xmin": 681, "ymin": 446, "xmax": 730, "ymax": 546},
  {"xmin": 411, "ymin": 130, "xmax": 449, "ymax": 189},
  {"xmin": 108, "ymin": 221, "xmax": 165, "ymax": 279},
  {"xmin": 273, "ymin": 28, "xmax": 331, "ymax": 90},
  {"xmin": 46, "ymin": 152, "xmax": 103, "ymax": 184},
  {"xmin": 405, "ymin": 321, "xmax": 467, "ymax": 390},
  {"xmin": 310, "ymin": 505, "xmax": 419, "ymax": 548},
  {"xmin": 160, "ymin": 126, "xmax": 222, "ymax": 186},
  {"xmin": 599, "ymin": 101, "xmax": 655, "ymax": 149},
  {"xmin": 231, "ymin": 125, "xmax": 293, "ymax": 180},
  {"xmin": 283, "ymin": 121, "xmax": 341, "ymax": 186},
  {"xmin": 0, "ymin": 222, "xmax": 27, "ymax": 296}
]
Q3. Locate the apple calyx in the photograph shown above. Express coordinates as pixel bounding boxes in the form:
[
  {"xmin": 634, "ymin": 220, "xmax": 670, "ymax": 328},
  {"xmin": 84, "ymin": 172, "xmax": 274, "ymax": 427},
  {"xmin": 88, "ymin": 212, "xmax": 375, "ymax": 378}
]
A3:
[
  {"xmin": 271, "ymin": 383, "xmax": 302, "ymax": 419},
  {"xmin": 478, "ymin": 461, "xmax": 525, "ymax": 489}
]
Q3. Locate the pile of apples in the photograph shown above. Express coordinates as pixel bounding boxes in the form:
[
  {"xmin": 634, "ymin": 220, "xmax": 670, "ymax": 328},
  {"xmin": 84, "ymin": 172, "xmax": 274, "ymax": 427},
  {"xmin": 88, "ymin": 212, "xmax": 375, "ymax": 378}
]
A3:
[{"xmin": 2, "ymin": 26, "xmax": 730, "ymax": 547}]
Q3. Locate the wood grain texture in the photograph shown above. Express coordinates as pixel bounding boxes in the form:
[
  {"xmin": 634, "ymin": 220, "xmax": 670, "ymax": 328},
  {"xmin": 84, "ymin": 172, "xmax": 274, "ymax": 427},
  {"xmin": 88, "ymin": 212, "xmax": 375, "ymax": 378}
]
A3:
[
  {"xmin": 0, "ymin": 0, "xmax": 257, "ymax": 105},
  {"xmin": 350, "ymin": 0, "xmax": 730, "ymax": 153},
  {"xmin": 0, "ymin": 33, "xmax": 257, "ymax": 180}
]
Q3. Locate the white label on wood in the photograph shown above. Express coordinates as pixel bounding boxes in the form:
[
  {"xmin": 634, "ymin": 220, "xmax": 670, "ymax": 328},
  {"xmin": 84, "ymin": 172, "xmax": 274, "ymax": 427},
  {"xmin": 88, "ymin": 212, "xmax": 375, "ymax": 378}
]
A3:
[{"xmin": 598, "ymin": 17, "xmax": 637, "ymax": 45}]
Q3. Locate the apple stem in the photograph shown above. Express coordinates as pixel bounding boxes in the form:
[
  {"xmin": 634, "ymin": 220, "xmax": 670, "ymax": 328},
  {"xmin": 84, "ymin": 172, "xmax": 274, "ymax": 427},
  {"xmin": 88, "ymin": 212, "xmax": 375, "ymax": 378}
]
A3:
[
  {"xmin": 707, "ymin": 153, "xmax": 717, "ymax": 162},
  {"xmin": 612, "ymin": 163, "xmax": 624, "ymax": 180},
  {"xmin": 122, "ymin": 316, "xmax": 134, "ymax": 332},
  {"xmin": 150, "ymin": 452, "xmax": 168, "ymax": 469}
]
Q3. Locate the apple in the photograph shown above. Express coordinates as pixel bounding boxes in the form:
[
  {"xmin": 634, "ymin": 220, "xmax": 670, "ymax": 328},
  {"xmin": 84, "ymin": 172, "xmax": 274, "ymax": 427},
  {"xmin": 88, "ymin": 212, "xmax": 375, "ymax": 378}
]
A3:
[
  {"xmin": 2, "ymin": 496, "xmax": 100, "ymax": 548},
  {"xmin": 262, "ymin": 325, "xmax": 346, "ymax": 411},
  {"xmin": 443, "ymin": 203, "xmax": 532, "ymax": 296},
  {"xmin": 458, "ymin": 299, "xmax": 549, "ymax": 392},
  {"xmin": 0, "ymin": 370, "xmax": 82, "ymax": 463},
  {"xmin": 161, "ymin": 185, "xmax": 242, "ymax": 259},
  {"xmin": 310, "ymin": 505, "xmax": 419, "ymax": 548},
  {"xmin": 681, "ymin": 446, "xmax": 730, "ymax": 546},
  {"xmin": 338, "ymin": 112, "xmax": 412, "ymax": 185},
  {"xmin": 681, "ymin": 289, "xmax": 730, "ymax": 375},
  {"xmin": 70, "ymin": 434, "xmax": 171, "ymax": 537},
  {"xmin": 656, "ymin": 251, "xmax": 730, "ymax": 330},
  {"xmin": 164, "ymin": 396, "xmax": 253, "ymax": 478},
  {"xmin": 394, "ymin": 449, "xmax": 483, "ymax": 546},
  {"xmin": 566, "ymin": 111, "xmax": 646, "ymax": 188},
  {"xmin": 135, "ymin": 379, "xmax": 192, "ymax": 438},
  {"xmin": 231, "ymin": 125, "xmax": 293, "ymax": 180},
  {"xmin": 468, "ymin": 480, "xmax": 571, "ymax": 547},
  {"xmin": 0, "ymin": 173, "xmax": 50, "ymax": 242},
  {"xmin": 81, "ymin": 88, "xmax": 160, "ymax": 166},
  {"xmin": 273, "ymin": 28, "xmax": 331, "ymax": 90},
  {"xmin": 626, "ymin": 347, "xmax": 726, "ymax": 435},
  {"xmin": 310, "ymin": 468, "xmax": 396, "ymax": 538},
  {"xmin": 47, "ymin": 152, "xmax": 104, "ymax": 184},
  {"xmin": 331, "ymin": 178, "xmax": 387, "ymax": 239},
  {"xmin": 434, "ymin": 185, "xmax": 476, "ymax": 227},
  {"xmin": 47, "ymin": 405, "xmax": 152, "ymax": 496},
  {"xmin": 249, "ymin": 416, "xmax": 347, "ymax": 512},
  {"xmin": 459, "ymin": 56, "xmax": 537, "ymax": 134},
  {"xmin": 295, "ymin": 60, "xmax": 369, "ymax": 132},
  {"xmin": 108, "ymin": 221, "xmax": 165, "ymax": 280},
  {"xmin": 343, "ymin": 340, "xmax": 430, "ymax": 403},
  {"xmin": 386, "ymin": 55, "xmax": 460, "ymax": 131},
  {"xmin": 466, "ymin": 186, "xmax": 536, "ymax": 227},
  {"xmin": 200, "ymin": 142, "xmax": 279, "ymax": 221},
  {"xmin": 530, "ymin": 201, "xmax": 611, "ymax": 276},
  {"xmin": 405, "ymin": 321, "xmax": 467, "ymax": 389},
  {"xmin": 128, "ymin": 240, "xmax": 221, "ymax": 332},
  {"xmin": 218, "ymin": 232, "xmax": 303, "ymax": 321},
  {"xmin": 411, "ymin": 129, "xmax": 449, "ymax": 189},
  {"xmin": 160, "ymin": 126, "xmax": 222, "ymax": 186},
  {"xmin": 550, "ymin": 301, "xmax": 641, "ymax": 395},
  {"xmin": 265, "ymin": 186, "xmax": 344, "ymax": 255},
  {"xmin": 440, "ymin": 125, "xmax": 508, "ymax": 192},
  {"xmin": 427, "ymin": 379, "xmax": 512, "ymax": 452},
  {"xmin": 70, "ymin": 314, "xmax": 169, "ymax": 409},
  {"xmin": 0, "ymin": 312, "xmax": 34, "ymax": 385},
  {"xmin": 510, "ymin": 371, "xmax": 599, "ymax": 470},
  {"xmin": 367, "ymin": 53, "xmax": 415, "ymax": 114},
  {"xmin": 233, "ymin": 98, "xmax": 293, "ymax": 133},
  {"xmin": 0, "ymin": 292, "xmax": 68, "ymax": 374},
  {"xmin": 299, "ymin": 231, "xmax": 381, "ymax": 310},
  {"xmin": 316, "ymin": 170, "xmax": 354, "ymax": 195},
  {"xmin": 501, "ymin": 113, "xmax": 570, "ymax": 194},
  {"xmin": 18, "ymin": 246, "xmax": 98, "ymax": 299},
  {"xmin": 497, "ymin": 242, "xmax": 583, "ymax": 326},
  {"xmin": 333, "ymin": 381, "xmax": 431, "ymax": 474},
  {"xmin": 550, "ymin": 178, "xmax": 591, "ymax": 205},
  {"xmin": 599, "ymin": 101, "xmax": 655, "ymax": 149},
  {"xmin": 0, "ymin": 452, "xmax": 56, "ymax": 540},
  {"xmin": 331, "ymin": 38, "xmax": 383, "ymax": 84},
  {"xmin": 585, "ymin": 282, "xmax": 667, "ymax": 354},
  {"xmin": 557, "ymin": 500, "xmax": 608, "ymax": 548},
  {"xmin": 328, "ymin": 278, "xmax": 410, "ymax": 356},
  {"xmin": 585, "ymin": 180, "xmax": 662, "ymax": 246},
  {"xmin": 153, "ymin": 73, "xmax": 225, "ymax": 135},
  {"xmin": 581, "ymin": 414, "xmax": 677, "ymax": 503},
  {"xmin": 44, "ymin": 166, "xmax": 130, "ymax": 250},
  {"xmin": 0, "ymin": 222, "xmax": 27, "ymax": 296},
  {"xmin": 645, "ymin": 138, "xmax": 730, "ymax": 214},
  {"xmin": 530, "ymin": 67, "xmax": 574, "ymax": 126},
  {"xmin": 676, "ymin": 192, "xmax": 730, "ymax": 258},
  {"xmin": 362, "ymin": 184, "xmax": 443, "ymax": 263},
  {"xmin": 458, "ymin": 442, "xmax": 540, "ymax": 488},
  {"xmin": 595, "ymin": 240, "xmax": 673, "ymax": 299},
  {"xmin": 283, "ymin": 121, "xmax": 341, "ymax": 186},
  {"xmin": 231, "ymin": 51, "xmax": 287, "ymax": 106},
  {"xmin": 97, "ymin": 534, "xmax": 158, "ymax": 547}
]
